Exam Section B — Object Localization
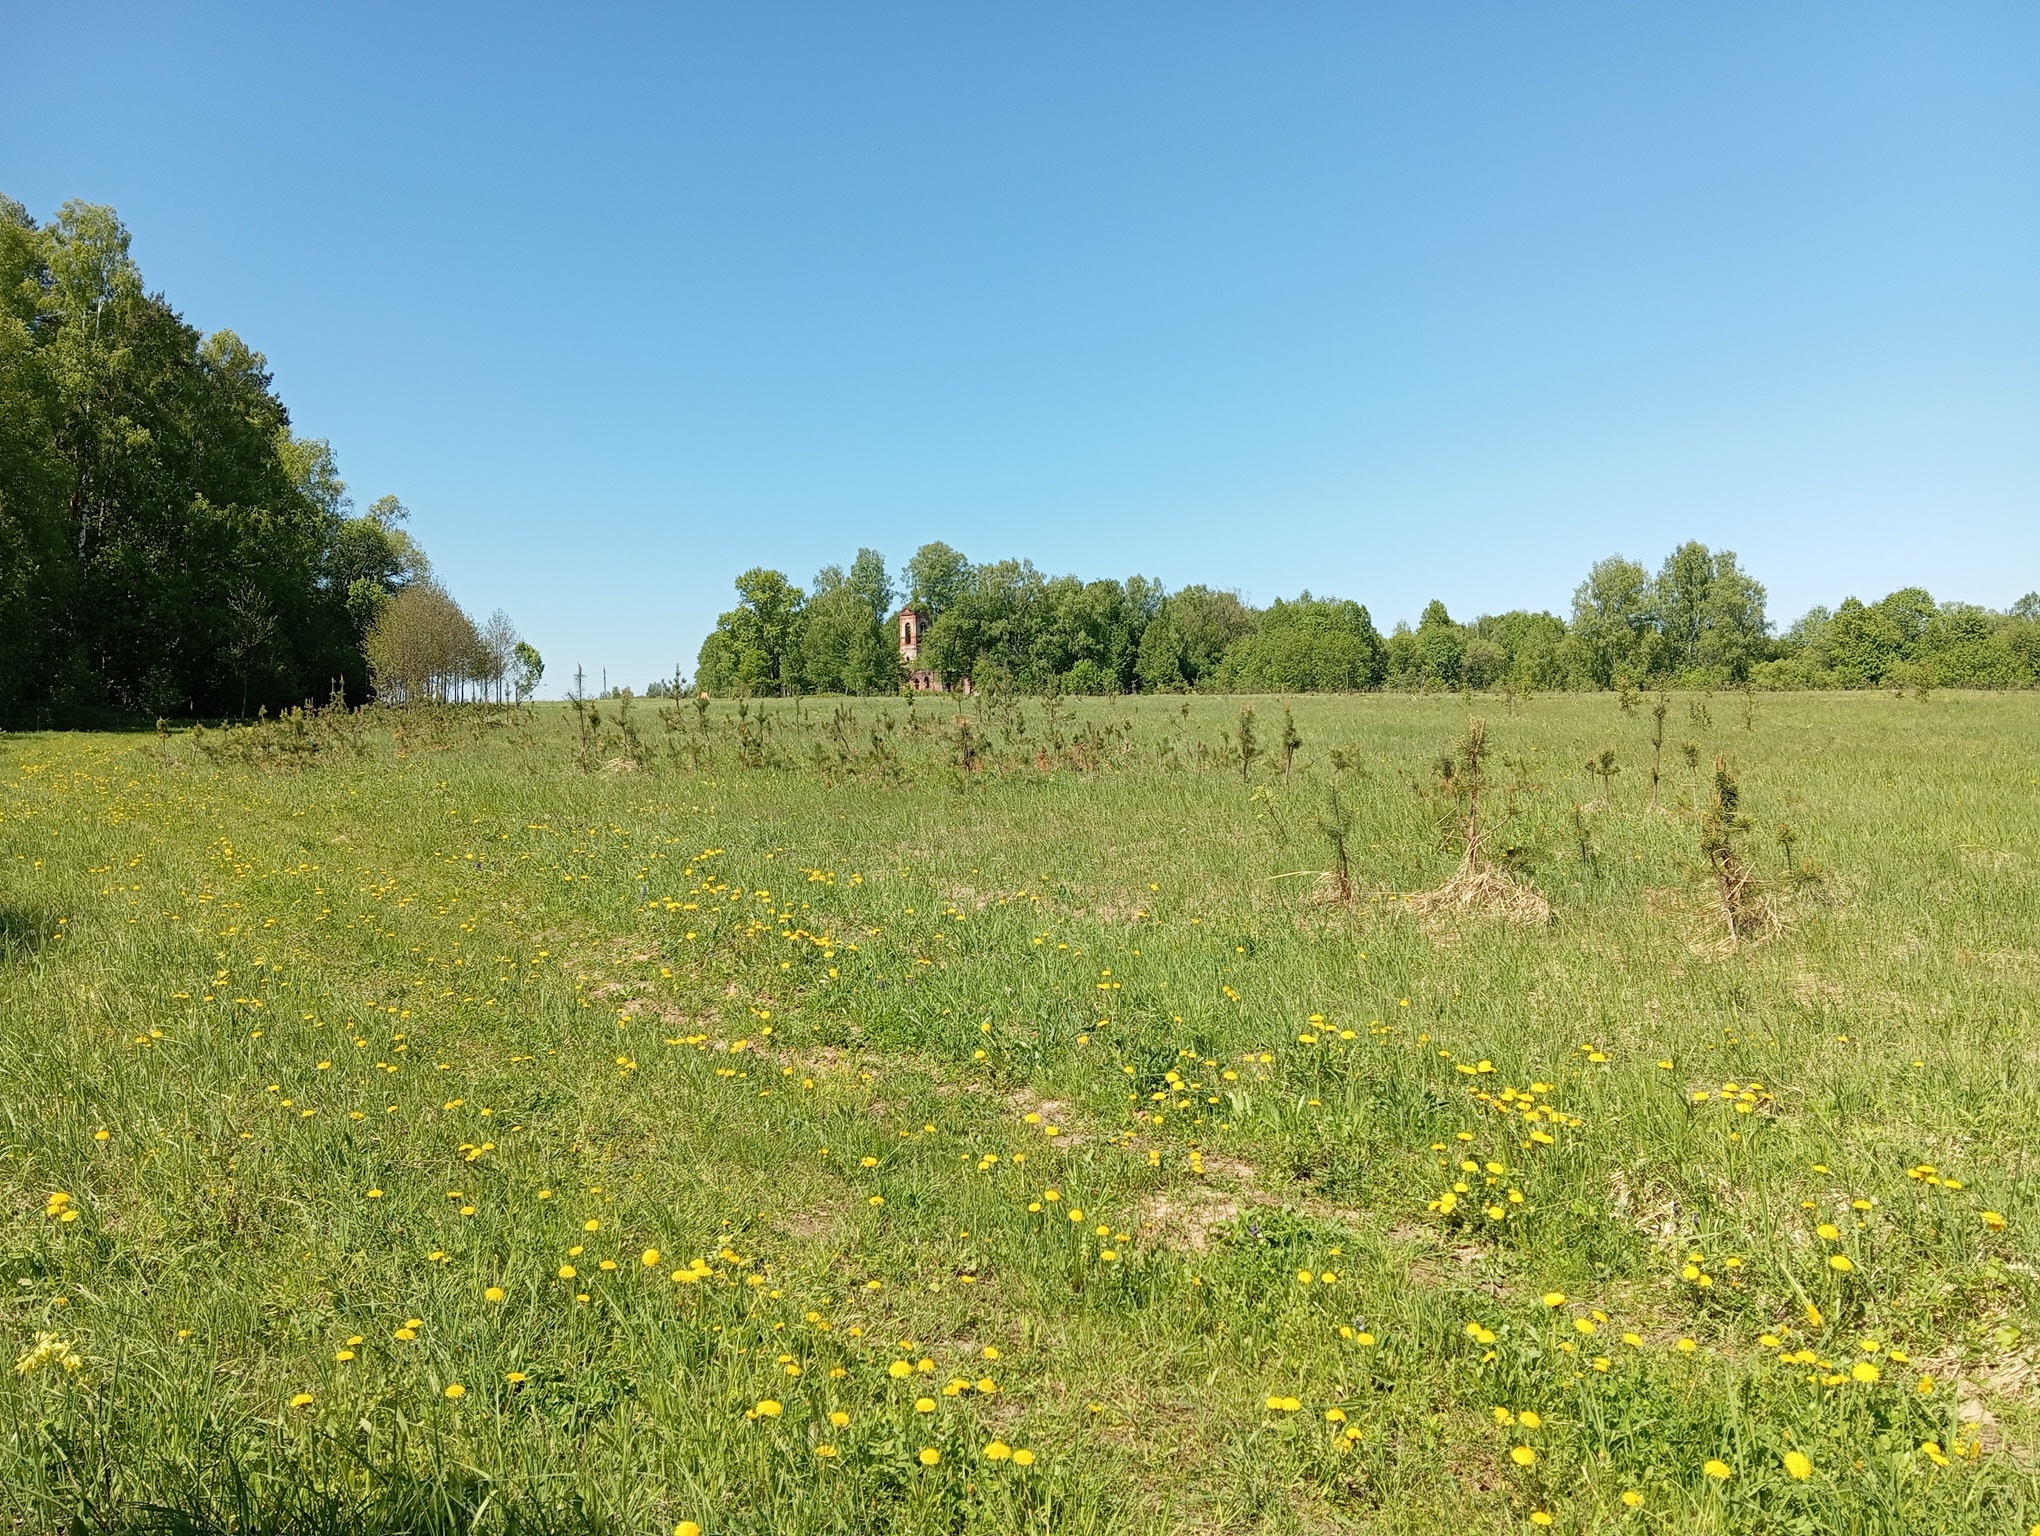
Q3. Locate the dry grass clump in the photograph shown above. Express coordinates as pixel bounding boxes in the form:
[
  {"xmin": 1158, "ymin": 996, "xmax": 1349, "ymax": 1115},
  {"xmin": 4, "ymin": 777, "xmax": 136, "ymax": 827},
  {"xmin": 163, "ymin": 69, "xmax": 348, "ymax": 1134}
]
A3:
[{"xmin": 1404, "ymin": 859, "xmax": 1552, "ymax": 928}]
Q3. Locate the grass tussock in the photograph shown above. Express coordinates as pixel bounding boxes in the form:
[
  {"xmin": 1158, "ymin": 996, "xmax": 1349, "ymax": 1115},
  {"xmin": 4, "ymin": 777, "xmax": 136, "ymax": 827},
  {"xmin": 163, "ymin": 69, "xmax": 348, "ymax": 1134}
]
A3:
[{"xmin": 1403, "ymin": 859, "xmax": 1554, "ymax": 929}]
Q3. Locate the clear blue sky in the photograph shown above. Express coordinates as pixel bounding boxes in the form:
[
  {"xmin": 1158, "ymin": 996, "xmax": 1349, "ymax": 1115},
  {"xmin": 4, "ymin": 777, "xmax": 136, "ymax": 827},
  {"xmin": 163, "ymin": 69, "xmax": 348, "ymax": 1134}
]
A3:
[{"xmin": 7, "ymin": 2, "xmax": 2037, "ymax": 690}]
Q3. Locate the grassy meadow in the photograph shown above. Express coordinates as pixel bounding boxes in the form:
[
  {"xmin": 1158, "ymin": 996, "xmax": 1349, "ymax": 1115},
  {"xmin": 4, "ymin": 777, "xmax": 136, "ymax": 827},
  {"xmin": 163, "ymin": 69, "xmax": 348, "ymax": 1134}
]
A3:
[{"xmin": 1, "ymin": 690, "xmax": 2036, "ymax": 1534}]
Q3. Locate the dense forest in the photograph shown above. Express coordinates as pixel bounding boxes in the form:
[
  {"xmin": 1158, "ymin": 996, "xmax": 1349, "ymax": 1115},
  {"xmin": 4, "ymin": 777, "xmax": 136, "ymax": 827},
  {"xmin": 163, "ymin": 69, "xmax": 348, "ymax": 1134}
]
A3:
[
  {"xmin": 0, "ymin": 196, "xmax": 531, "ymax": 728},
  {"xmin": 696, "ymin": 541, "xmax": 2040, "ymax": 697}
]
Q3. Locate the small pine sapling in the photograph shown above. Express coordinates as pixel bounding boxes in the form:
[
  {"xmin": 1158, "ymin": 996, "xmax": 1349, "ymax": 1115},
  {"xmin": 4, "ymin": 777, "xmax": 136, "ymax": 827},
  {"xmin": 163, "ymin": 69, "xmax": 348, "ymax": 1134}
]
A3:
[
  {"xmin": 1235, "ymin": 705, "xmax": 1259, "ymax": 782},
  {"xmin": 1318, "ymin": 784, "xmax": 1356, "ymax": 903},
  {"xmin": 1700, "ymin": 754, "xmax": 1758, "ymax": 940},
  {"xmin": 1648, "ymin": 692, "xmax": 1670, "ymax": 808},
  {"xmin": 1405, "ymin": 716, "xmax": 1551, "ymax": 925},
  {"xmin": 1586, "ymin": 746, "xmax": 1620, "ymax": 806},
  {"xmin": 950, "ymin": 715, "xmax": 981, "ymax": 773},
  {"xmin": 1280, "ymin": 707, "xmax": 1302, "ymax": 780}
]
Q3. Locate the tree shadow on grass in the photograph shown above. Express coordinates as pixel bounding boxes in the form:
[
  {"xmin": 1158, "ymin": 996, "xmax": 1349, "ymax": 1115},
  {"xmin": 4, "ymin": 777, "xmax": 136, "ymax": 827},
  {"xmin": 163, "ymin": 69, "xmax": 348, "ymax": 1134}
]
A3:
[
  {"xmin": 0, "ymin": 902, "xmax": 59, "ymax": 962},
  {"xmin": 105, "ymin": 1482, "xmax": 621, "ymax": 1536}
]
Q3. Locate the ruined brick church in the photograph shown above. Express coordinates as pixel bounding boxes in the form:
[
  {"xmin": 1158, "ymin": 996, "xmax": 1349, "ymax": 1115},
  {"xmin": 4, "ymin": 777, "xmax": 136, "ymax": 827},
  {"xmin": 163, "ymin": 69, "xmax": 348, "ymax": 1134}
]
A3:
[{"xmin": 895, "ymin": 606, "xmax": 968, "ymax": 692}]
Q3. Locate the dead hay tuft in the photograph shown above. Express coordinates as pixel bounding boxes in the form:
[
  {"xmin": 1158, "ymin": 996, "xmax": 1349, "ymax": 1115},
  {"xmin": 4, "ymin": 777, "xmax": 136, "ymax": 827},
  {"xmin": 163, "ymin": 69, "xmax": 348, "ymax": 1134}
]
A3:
[{"xmin": 1403, "ymin": 859, "xmax": 1551, "ymax": 929}]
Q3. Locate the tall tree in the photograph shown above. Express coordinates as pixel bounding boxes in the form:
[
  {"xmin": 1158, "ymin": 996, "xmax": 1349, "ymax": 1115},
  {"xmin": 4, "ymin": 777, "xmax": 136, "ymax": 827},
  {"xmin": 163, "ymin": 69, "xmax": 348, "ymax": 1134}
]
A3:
[
  {"xmin": 1566, "ymin": 556, "xmax": 1653, "ymax": 688},
  {"xmin": 904, "ymin": 541, "xmax": 971, "ymax": 621},
  {"xmin": 695, "ymin": 567, "xmax": 807, "ymax": 695}
]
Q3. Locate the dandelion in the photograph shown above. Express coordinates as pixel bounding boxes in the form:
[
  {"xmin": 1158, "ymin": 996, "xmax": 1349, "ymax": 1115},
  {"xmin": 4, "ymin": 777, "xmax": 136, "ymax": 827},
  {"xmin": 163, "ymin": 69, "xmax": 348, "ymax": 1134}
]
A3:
[
  {"xmin": 1703, "ymin": 1459, "xmax": 1732, "ymax": 1480},
  {"xmin": 918, "ymin": 1447, "xmax": 940, "ymax": 1466},
  {"xmin": 1850, "ymin": 1361, "xmax": 1879, "ymax": 1384},
  {"xmin": 444, "ymin": 1383, "xmax": 466, "ymax": 1399},
  {"xmin": 289, "ymin": 1392, "xmax": 314, "ymax": 1407},
  {"xmin": 1517, "ymin": 1410, "xmax": 1541, "ymax": 1430},
  {"xmin": 1540, "ymin": 1291, "xmax": 1566, "ymax": 1307},
  {"xmin": 1828, "ymin": 1255, "xmax": 1854, "ymax": 1273},
  {"xmin": 1620, "ymin": 1491, "xmax": 1643, "ymax": 1508},
  {"xmin": 676, "ymin": 1524, "xmax": 701, "ymax": 1536},
  {"xmin": 1782, "ymin": 1450, "xmax": 1812, "ymax": 1480},
  {"xmin": 1530, "ymin": 1515, "xmax": 1553, "ymax": 1528},
  {"xmin": 829, "ymin": 1410, "xmax": 850, "ymax": 1427},
  {"xmin": 1013, "ymin": 1447, "xmax": 1035, "ymax": 1466},
  {"xmin": 484, "ymin": 1286, "xmax": 505, "ymax": 1303},
  {"xmin": 1980, "ymin": 1210, "xmax": 2006, "ymax": 1231},
  {"xmin": 1510, "ymin": 1446, "xmax": 1537, "ymax": 1466},
  {"xmin": 985, "ymin": 1441, "xmax": 1012, "ymax": 1461}
]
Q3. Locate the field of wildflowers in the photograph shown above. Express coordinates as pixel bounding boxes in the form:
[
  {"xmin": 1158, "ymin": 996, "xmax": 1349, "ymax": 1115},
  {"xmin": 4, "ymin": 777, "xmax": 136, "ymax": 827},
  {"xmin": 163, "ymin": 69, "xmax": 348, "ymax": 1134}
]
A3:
[{"xmin": 1, "ymin": 691, "xmax": 2035, "ymax": 1534}]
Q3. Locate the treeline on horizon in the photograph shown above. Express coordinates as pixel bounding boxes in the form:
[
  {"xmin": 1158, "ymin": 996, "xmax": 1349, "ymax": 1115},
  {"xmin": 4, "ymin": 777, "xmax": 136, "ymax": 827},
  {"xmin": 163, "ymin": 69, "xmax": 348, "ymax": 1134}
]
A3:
[
  {"xmin": 697, "ymin": 541, "xmax": 2040, "ymax": 697},
  {"xmin": 0, "ymin": 195, "xmax": 556, "ymax": 731}
]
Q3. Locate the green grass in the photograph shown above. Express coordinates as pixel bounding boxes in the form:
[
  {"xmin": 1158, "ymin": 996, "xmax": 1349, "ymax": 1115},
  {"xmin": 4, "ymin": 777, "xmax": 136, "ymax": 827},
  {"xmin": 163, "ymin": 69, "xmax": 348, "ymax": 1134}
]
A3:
[{"xmin": 1, "ymin": 690, "xmax": 2036, "ymax": 1535}]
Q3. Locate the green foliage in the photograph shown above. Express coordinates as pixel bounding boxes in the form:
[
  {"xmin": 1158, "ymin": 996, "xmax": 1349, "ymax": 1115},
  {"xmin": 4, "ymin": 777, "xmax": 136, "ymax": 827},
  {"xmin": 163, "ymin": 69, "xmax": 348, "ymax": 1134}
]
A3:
[
  {"xmin": 1212, "ymin": 595, "xmax": 1383, "ymax": 692},
  {"xmin": 1135, "ymin": 586, "xmax": 1257, "ymax": 692},
  {"xmin": 0, "ymin": 194, "xmax": 456, "ymax": 724},
  {"xmin": 696, "ymin": 567, "xmax": 810, "ymax": 696},
  {"xmin": 696, "ymin": 534, "xmax": 2037, "ymax": 699},
  {"xmin": 1765, "ymin": 588, "xmax": 2040, "ymax": 690}
]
